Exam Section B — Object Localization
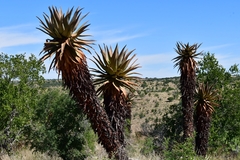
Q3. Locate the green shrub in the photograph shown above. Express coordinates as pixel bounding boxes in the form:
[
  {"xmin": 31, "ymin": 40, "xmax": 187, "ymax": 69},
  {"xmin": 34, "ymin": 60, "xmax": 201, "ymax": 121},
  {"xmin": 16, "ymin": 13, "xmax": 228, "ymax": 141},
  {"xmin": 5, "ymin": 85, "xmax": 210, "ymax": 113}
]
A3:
[
  {"xmin": 154, "ymin": 102, "xmax": 159, "ymax": 108},
  {"xmin": 140, "ymin": 137, "xmax": 155, "ymax": 156},
  {"xmin": 26, "ymin": 88, "xmax": 97, "ymax": 160},
  {"xmin": 124, "ymin": 119, "xmax": 131, "ymax": 138},
  {"xmin": 139, "ymin": 112, "xmax": 145, "ymax": 119},
  {"xmin": 167, "ymin": 87, "xmax": 174, "ymax": 91},
  {"xmin": 197, "ymin": 53, "xmax": 240, "ymax": 154},
  {"xmin": 141, "ymin": 81, "xmax": 147, "ymax": 88},
  {"xmin": 161, "ymin": 87, "xmax": 167, "ymax": 92},
  {"xmin": 0, "ymin": 53, "xmax": 45, "ymax": 155},
  {"xmin": 167, "ymin": 97, "xmax": 174, "ymax": 102},
  {"xmin": 149, "ymin": 103, "xmax": 183, "ymax": 153},
  {"xmin": 163, "ymin": 137, "xmax": 196, "ymax": 160}
]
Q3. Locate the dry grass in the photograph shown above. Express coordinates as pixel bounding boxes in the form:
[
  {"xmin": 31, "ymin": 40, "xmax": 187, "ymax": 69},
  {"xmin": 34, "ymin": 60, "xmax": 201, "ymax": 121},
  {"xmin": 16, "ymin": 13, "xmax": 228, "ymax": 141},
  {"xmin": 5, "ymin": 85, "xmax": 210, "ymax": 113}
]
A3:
[
  {"xmin": 2, "ymin": 146, "xmax": 238, "ymax": 160},
  {"xmin": 0, "ymin": 149, "xmax": 61, "ymax": 160}
]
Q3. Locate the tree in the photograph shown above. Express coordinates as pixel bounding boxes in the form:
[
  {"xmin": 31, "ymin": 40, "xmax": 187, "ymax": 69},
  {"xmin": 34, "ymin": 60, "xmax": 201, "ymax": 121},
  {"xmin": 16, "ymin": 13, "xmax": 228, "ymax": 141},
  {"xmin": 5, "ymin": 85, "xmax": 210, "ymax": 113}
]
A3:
[
  {"xmin": 172, "ymin": 42, "xmax": 202, "ymax": 139},
  {"xmin": 27, "ymin": 88, "xmax": 96, "ymax": 160},
  {"xmin": 196, "ymin": 52, "xmax": 240, "ymax": 154},
  {"xmin": 91, "ymin": 44, "xmax": 140, "ymax": 157},
  {"xmin": 194, "ymin": 83, "xmax": 219, "ymax": 156},
  {"xmin": 37, "ymin": 7, "xmax": 123, "ymax": 159},
  {"xmin": 197, "ymin": 52, "xmax": 231, "ymax": 89},
  {"xmin": 0, "ymin": 53, "xmax": 45, "ymax": 155}
]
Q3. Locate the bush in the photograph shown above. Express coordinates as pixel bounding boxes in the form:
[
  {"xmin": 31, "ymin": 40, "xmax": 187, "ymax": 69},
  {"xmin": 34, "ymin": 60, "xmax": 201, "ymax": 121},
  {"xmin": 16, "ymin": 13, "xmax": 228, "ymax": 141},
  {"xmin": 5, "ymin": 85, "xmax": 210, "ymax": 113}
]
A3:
[
  {"xmin": 148, "ymin": 102, "xmax": 196, "ymax": 159},
  {"xmin": 140, "ymin": 137, "xmax": 155, "ymax": 156},
  {"xmin": 161, "ymin": 87, "xmax": 167, "ymax": 92},
  {"xmin": 139, "ymin": 112, "xmax": 145, "ymax": 119},
  {"xmin": 141, "ymin": 81, "xmax": 147, "ymax": 88},
  {"xmin": 154, "ymin": 102, "xmax": 159, "ymax": 108},
  {"xmin": 0, "ymin": 53, "xmax": 45, "ymax": 155},
  {"xmin": 197, "ymin": 53, "xmax": 240, "ymax": 154},
  {"xmin": 26, "ymin": 88, "xmax": 97, "ymax": 160},
  {"xmin": 163, "ymin": 137, "xmax": 196, "ymax": 160},
  {"xmin": 153, "ymin": 103, "xmax": 183, "ymax": 146},
  {"xmin": 167, "ymin": 97, "xmax": 174, "ymax": 102}
]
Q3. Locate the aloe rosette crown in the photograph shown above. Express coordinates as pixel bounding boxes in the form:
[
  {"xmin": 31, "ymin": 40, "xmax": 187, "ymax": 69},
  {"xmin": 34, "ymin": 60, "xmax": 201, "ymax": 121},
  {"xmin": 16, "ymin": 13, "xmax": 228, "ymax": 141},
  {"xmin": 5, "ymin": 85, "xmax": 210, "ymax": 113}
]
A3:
[
  {"xmin": 91, "ymin": 44, "xmax": 141, "ymax": 96},
  {"xmin": 38, "ymin": 6, "xmax": 93, "ymax": 77}
]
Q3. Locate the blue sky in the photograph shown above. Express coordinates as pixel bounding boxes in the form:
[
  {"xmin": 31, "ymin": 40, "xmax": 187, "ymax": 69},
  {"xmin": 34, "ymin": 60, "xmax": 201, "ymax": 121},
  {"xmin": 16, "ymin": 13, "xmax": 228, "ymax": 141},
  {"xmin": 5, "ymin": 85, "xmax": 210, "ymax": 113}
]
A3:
[{"xmin": 1, "ymin": 1, "xmax": 240, "ymax": 79}]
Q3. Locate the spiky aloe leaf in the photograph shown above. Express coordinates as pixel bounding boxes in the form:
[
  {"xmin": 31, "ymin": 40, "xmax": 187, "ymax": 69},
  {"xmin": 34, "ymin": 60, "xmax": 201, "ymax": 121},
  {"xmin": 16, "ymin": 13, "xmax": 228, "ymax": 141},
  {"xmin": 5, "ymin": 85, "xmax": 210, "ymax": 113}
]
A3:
[
  {"xmin": 38, "ymin": 6, "xmax": 94, "ymax": 74},
  {"xmin": 91, "ymin": 44, "xmax": 141, "ymax": 95},
  {"xmin": 173, "ymin": 42, "xmax": 202, "ymax": 73},
  {"xmin": 38, "ymin": 7, "xmax": 129, "ymax": 159},
  {"xmin": 195, "ymin": 83, "xmax": 219, "ymax": 116}
]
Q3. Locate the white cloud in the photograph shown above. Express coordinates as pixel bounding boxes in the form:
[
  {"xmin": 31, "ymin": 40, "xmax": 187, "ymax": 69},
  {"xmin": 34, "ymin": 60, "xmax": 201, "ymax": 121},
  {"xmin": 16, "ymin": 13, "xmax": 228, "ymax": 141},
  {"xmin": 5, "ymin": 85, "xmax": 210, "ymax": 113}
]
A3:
[
  {"xmin": 201, "ymin": 43, "xmax": 240, "ymax": 69},
  {"xmin": 0, "ymin": 24, "xmax": 45, "ymax": 49},
  {"xmin": 138, "ymin": 66, "xmax": 178, "ymax": 78},
  {"xmin": 98, "ymin": 34, "xmax": 146, "ymax": 45},
  {"xmin": 215, "ymin": 53, "xmax": 240, "ymax": 69},
  {"xmin": 89, "ymin": 26, "xmax": 149, "ymax": 45},
  {"xmin": 90, "ymin": 28, "xmax": 123, "ymax": 37},
  {"xmin": 202, "ymin": 43, "xmax": 235, "ymax": 52},
  {"xmin": 128, "ymin": 52, "xmax": 178, "ymax": 78},
  {"xmin": 138, "ymin": 52, "xmax": 175, "ymax": 66}
]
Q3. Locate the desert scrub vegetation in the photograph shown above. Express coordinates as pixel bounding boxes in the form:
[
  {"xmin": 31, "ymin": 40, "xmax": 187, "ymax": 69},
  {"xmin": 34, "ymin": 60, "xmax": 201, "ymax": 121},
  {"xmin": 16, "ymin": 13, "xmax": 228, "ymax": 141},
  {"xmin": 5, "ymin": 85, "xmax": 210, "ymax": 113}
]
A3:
[
  {"xmin": 0, "ymin": 6, "xmax": 239, "ymax": 159},
  {"xmin": 1, "ymin": 80, "xmax": 239, "ymax": 160}
]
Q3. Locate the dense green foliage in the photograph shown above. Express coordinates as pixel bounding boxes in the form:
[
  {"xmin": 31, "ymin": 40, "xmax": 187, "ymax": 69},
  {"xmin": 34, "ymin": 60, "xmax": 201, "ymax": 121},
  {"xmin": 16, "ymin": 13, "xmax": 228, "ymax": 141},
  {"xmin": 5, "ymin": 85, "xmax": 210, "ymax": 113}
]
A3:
[
  {"xmin": 0, "ymin": 53, "xmax": 45, "ymax": 154},
  {"xmin": 197, "ymin": 53, "xmax": 240, "ymax": 154},
  {"xmin": 26, "ymin": 88, "xmax": 97, "ymax": 160},
  {"xmin": 0, "ymin": 53, "xmax": 97, "ymax": 159},
  {"xmin": 197, "ymin": 52, "xmax": 231, "ymax": 88}
]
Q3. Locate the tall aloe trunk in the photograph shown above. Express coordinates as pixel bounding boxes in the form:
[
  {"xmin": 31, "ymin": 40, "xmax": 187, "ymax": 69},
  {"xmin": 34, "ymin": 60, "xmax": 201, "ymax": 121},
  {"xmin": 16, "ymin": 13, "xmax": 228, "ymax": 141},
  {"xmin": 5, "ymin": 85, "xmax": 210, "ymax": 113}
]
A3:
[
  {"xmin": 181, "ymin": 74, "xmax": 195, "ymax": 139},
  {"xmin": 103, "ymin": 90, "xmax": 129, "ymax": 159},
  {"xmin": 173, "ymin": 42, "xmax": 202, "ymax": 140},
  {"xmin": 61, "ymin": 64, "xmax": 126, "ymax": 159},
  {"xmin": 195, "ymin": 112, "xmax": 211, "ymax": 156}
]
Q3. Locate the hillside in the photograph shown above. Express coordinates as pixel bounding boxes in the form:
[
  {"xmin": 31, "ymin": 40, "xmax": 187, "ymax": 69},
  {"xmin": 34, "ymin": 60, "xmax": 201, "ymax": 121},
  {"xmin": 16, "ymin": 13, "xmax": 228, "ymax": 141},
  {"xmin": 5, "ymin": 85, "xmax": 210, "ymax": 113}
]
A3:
[
  {"xmin": 41, "ymin": 78, "xmax": 181, "ymax": 157},
  {"xmin": 131, "ymin": 77, "xmax": 180, "ymax": 135},
  {"xmin": 44, "ymin": 77, "xmax": 181, "ymax": 137}
]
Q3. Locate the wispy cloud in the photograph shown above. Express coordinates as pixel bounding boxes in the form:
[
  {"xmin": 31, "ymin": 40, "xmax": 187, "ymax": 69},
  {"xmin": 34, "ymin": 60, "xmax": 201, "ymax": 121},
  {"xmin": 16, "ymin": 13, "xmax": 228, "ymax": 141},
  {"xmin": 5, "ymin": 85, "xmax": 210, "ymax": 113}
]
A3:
[
  {"xmin": 138, "ymin": 52, "xmax": 175, "ymax": 66},
  {"xmin": 89, "ymin": 26, "xmax": 149, "ymax": 45},
  {"xmin": 99, "ymin": 34, "xmax": 146, "ymax": 45},
  {"xmin": 135, "ymin": 52, "xmax": 178, "ymax": 78},
  {"xmin": 90, "ymin": 28, "xmax": 123, "ymax": 37},
  {"xmin": 215, "ymin": 53, "xmax": 240, "ymax": 69},
  {"xmin": 0, "ymin": 24, "xmax": 45, "ymax": 49},
  {"xmin": 202, "ymin": 43, "xmax": 235, "ymax": 52},
  {"xmin": 138, "ymin": 67, "xmax": 178, "ymax": 78},
  {"xmin": 201, "ymin": 43, "xmax": 240, "ymax": 69}
]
